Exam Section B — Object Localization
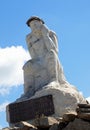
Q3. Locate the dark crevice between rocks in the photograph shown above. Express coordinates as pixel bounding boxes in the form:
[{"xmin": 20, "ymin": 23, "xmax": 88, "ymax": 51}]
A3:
[
  {"xmin": 58, "ymin": 121, "xmax": 69, "ymax": 130},
  {"xmin": 38, "ymin": 128, "xmax": 49, "ymax": 130}
]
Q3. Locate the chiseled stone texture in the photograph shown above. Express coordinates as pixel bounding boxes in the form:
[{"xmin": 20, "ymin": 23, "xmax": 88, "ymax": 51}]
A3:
[
  {"xmin": 30, "ymin": 81, "xmax": 86, "ymax": 118},
  {"xmin": 62, "ymin": 118, "xmax": 90, "ymax": 130}
]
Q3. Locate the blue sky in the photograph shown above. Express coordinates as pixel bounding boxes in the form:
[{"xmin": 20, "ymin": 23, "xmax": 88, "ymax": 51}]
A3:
[{"xmin": 0, "ymin": 0, "xmax": 90, "ymax": 128}]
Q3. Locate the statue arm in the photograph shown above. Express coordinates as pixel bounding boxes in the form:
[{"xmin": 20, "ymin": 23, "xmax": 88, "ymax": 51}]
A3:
[
  {"xmin": 49, "ymin": 30, "xmax": 58, "ymax": 53},
  {"xmin": 26, "ymin": 34, "xmax": 32, "ymax": 48},
  {"xmin": 44, "ymin": 35, "xmax": 58, "ymax": 53},
  {"xmin": 40, "ymin": 24, "xmax": 58, "ymax": 53}
]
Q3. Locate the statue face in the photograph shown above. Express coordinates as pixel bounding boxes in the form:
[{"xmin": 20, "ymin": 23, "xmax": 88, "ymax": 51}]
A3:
[{"xmin": 29, "ymin": 20, "xmax": 42, "ymax": 30}]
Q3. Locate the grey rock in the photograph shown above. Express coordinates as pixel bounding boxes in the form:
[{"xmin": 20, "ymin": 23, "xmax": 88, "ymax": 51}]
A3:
[
  {"xmin": 77, "ymin": 112, "xmax": 90, "ymax": 121},
  {"xmin": 29, "ymin": 116, "xmax": 59, "ymax": 128},
  {"xmin": 76, "ymin": 103, "xmax": 90, "ymax": 121},
  {"xmin": 77, "ymin": 103, "xmax": 90, "ymax": 108},
  {"xmin": 63, "ymin": 112, "xmax": 77, "ymax": 122},
  {"xmin": 62, "ymin": 118, "xmax": 90, "ymax": 130},
  {"xmin": 49, "ymin": 124, "xmax": 58, "ymax": 130},
  {"xmin": 76, "ymin": 107, "xmax": 90, "ymax": 113}
]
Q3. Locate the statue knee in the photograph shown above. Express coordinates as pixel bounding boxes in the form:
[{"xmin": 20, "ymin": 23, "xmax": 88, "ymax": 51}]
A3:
[{"xmin": 45, "ymin": 49, "xmax": 57, "ymax": 61}]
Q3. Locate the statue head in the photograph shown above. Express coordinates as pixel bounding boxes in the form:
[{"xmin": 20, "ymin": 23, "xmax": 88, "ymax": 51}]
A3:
[{"xmin": 26, "ymin": 16, "xmax": 44, "ymax": 27}]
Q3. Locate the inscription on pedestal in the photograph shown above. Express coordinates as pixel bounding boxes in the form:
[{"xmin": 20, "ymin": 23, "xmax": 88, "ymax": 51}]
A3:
[{"xmin": 7, "ymin": 95, "xmax": 54, "ymax": 123}]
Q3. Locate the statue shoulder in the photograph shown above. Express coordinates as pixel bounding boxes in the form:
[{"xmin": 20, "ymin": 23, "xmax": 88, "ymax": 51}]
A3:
[
  {"xmin": 49, "ymin": 30, "xmax": 58, "ymax": 52},
  {"xmin": 26, "ymin": 33, "xmax": 33, "ymax": 39},
  {"xmin": 49, "ymin": 30, "xmax": 58, "ymax": 43},
  {"xmin": 26, "ymin": 33, "xmax": 33, "ymax": 43},
  {"xmin": 49, "ymin": 30, "xmax": 57, "ymax": 38}
]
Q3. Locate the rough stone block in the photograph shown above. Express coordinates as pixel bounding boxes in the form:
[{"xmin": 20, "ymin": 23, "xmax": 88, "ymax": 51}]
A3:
[
  {"xmin": 62, "ymin": 118, "xmax": 90, "ymax": 130},
  {"xmin": 6, "ymin": 95, "xmax": 54, "ymax": 123}
]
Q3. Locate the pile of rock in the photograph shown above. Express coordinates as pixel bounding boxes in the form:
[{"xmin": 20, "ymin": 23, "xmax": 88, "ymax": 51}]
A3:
[
  {"xmin": 3, "ymin": 116, "xmax": 59, "ymax": 130},
  {"xmin": 3, "ymin": 106, "xmax": 90, "ymax": 130},
  {"xmin": 76, "ymin": 103, "xmax": 90, "ymax": 121}
]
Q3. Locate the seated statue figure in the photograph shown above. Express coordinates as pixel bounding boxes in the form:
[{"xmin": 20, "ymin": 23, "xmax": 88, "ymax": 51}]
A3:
[
  {"xmin": 23, "ymin": 16, "xmax": 67, "ymax": 96},
  {"xmin": 8, "ymin": 17, "xmax": 86, "ymax": 122}
]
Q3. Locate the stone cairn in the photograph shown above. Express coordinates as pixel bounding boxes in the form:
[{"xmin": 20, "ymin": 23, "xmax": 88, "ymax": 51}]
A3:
[
  {"xmin": 3, "ymin": 16, "xmax": 90, "ymax": 130},
  {"xmin": 76, "ymin": 103, "xmax": 90, "ymax": 121}
]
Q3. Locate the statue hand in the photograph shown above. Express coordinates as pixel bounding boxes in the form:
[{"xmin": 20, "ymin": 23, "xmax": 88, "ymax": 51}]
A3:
[{"xmin": 40, "ymin": 24, "xmax": 49, "ymax": 36}]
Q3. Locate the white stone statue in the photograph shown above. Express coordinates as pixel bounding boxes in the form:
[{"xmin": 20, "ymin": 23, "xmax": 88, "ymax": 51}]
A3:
[
  {"xmin": 22, "ymin": 17, "xmax": 86, "ymax": 116},
  {"xmin": 7, "ymin": 17, "xmax": 87, "ymax": 124},
  {"xmin": 23, "ymin": 16, "xmax": 67, "ymax": 96}
]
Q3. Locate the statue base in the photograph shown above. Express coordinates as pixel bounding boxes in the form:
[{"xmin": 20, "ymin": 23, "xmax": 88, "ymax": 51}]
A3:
[
  {"xmin": 29, "ymin": 81, "xmax": 86, "ymax": 118},
  {"xmin": 6, "ymin": 95, "xmax": 54, "ymax": 124},
  {"xmin": 6, "ymin": 81, "xmax": 87, "ymax": 126}
]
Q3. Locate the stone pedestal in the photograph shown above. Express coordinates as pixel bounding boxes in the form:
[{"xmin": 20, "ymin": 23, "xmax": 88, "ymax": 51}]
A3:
[
  {"xmin": 29, "ymin": 81, "xmax": 86, "ymax": 117},
  {"xmin": 6, "ymin": 95, "xmax": 54, "ymax": 124}
]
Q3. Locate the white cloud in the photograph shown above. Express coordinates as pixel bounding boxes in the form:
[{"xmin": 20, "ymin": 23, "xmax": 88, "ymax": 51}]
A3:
[
  {"xmin": 0, "ymin": 125, "xmax": 2, "ymax": 129},
  {"xmin": 0, "ymin": 101, "xmax": 9, "ymax": 112},
  {"xmin": 86, "ymin": 97, "xmax": 90, "ymax": 103},
  {"xmin": 0, "ymin": 46, "xmax": 30, "ymax": 95}
]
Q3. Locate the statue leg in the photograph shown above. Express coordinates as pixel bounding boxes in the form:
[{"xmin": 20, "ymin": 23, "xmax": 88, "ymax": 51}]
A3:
[
  {"xmin": 24, "ymin": 74, "xmax": 35, "ymax": 96},
  {"xmin": 58, "ymin": 64, "xmax": 67, "ymax": 84},
  {"xmin": 45, "ymin": 50, "xmax": 58, "ymax": 82},
  {"xmin": 23, "ymin": 60, "xmax": 35, "ymax": 96},
  {"xmin": 45, "ymin": 50, "xmax": 67, "ymax": 84}
]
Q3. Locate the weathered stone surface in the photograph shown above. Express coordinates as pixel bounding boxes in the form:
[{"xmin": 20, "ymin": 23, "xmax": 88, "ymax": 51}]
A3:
[
  {"xmin": 30, "ymin": 81, "xmax": 86, "ymax": 118},
  {"xmin": 62, "ymin": 112, "xmax": 77, "ymax": 122},
  {"xmin": 7, "ymin": 82, "xmax": 86, "ymax": 125},
  {"xmin": 76, "ymin": 107, "xmax": 90, "ymax": 113},
  {"xmin": 3, "ymin": 117, "xmax": 90, "ymax": 130},
  {"xmin": 3, "ymin": 122, "xmax": 37, "ymax": 130},
  {"xmin": 29, "ymin": 116, "xmax": 59, "ymax": 128},
  {"xmin": 76, "ymin": 103, "xmax": 90, "ymax": 121},
  {"xmin": 62, "ymin": 118, "xmax": 90, "ymax": 130},
  {"xmin": 77, "ymin": 112, "xmax": 90, "ymax": 121},
  {"xmin": 77, "ymin": 103, "xmax": 90, "ymax": 108},
  {"xmin": 20, "ymin": 121, "xmax": 37, "ymax": 129}
]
